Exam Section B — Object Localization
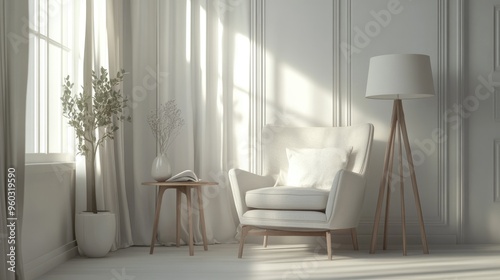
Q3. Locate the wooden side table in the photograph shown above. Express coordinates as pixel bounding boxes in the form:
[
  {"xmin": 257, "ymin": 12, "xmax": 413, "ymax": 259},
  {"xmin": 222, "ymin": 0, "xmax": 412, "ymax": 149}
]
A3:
[{"xmin": 142, "ymin": 181, "xmax": 218, "ymax": 256}]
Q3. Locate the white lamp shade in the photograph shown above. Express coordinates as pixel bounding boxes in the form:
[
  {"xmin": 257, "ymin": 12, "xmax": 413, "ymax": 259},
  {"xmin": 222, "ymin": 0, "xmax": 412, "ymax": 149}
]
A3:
[{"xmin": 365, "ymin": 54, "xmax": 435, "ymax": 100}]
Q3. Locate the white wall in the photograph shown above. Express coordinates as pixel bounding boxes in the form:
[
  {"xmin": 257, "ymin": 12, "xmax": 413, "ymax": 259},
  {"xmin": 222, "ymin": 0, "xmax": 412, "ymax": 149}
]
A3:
[
  {"xmin": 257, "ymin": 0, "xmax": 500, "ymax": 245},
  {"xmin": 22, "ymin": 163, "xmax": 77, "ymax": 280},
  {"xmin": 265, "ymin": 0, "xmax": 334, "ymax": 127},
  {"xmin": 348, "ymin": 0, "xmax": 448, "ymax": 245},
  {"xmin": 464, "ymin": 0, "xmax": 500, "ymax": 244}
]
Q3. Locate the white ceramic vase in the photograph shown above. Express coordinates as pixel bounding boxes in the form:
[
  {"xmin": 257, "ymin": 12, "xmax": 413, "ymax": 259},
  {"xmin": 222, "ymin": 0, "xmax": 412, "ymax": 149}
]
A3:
[
  {"xmin": 75, "ymin": 212, "xmax": 116, "ymax": 258},
  {"xmin": 151, "ymin": 154, "xmax": 172, "ymax": 181}
]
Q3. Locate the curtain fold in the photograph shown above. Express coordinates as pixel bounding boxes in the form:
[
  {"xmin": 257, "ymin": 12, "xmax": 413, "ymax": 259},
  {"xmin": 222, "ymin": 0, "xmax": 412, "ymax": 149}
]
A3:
[
  {"xmin": 126, "ymin": 0, "xmax": 252, "ymax": 246},
  {"xmin": 125, "ymin": 0, "xmax": 159, "ymax": 246},
  {"xmin": 0, "ymin": 0, "xmax": 29, "ymax": 279},
  {"xmin": 101, "ymin": 0, "xmax": 134, "ymax": 251},
  {"xmin": 79, "ymin": 0, "xmax": 133, "ymax": 251}
]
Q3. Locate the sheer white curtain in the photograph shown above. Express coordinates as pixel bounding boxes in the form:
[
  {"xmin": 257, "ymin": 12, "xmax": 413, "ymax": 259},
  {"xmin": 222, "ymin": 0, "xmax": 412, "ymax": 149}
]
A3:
[
  {"xmin": 126, "ymin": 0, "xmax": 159, "ymax": 245},
  {"xmin": 0, "ymin": 0, "xmax": 29, "ymax": 278},
  {"xmin": 126, "ymin": 0, "xmax": 252, "ymax": 245},
  {"xmin": 97, "ymin": 0, "xmax": 134, "ymax": 251},
  {"xmin": 77, "ymin": 0, "xmax": 133, "ymax": 251}
]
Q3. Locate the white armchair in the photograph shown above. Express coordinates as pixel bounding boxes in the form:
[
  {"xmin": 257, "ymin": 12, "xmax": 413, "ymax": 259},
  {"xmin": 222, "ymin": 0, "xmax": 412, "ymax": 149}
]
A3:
[{"xmin": 229, "ymin": 124, "xmax": 374, "ymax": 259}]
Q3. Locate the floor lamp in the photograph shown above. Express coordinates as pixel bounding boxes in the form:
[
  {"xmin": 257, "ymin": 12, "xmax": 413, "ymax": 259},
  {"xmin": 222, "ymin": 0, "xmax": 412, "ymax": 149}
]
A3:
[{"xmin": 366, "ymin": 54, "xmax": 435, "ymax": 255}]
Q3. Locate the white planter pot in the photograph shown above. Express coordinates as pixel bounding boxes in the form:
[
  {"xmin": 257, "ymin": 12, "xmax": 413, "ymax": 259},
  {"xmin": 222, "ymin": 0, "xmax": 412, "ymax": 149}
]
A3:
[
  {"xmin": 75, "ymin": 212, "xmax": 116, "ymax": 257},
  {"xmin": 151, "ymin": 154, "xmax": 172, "ymax": 181}
]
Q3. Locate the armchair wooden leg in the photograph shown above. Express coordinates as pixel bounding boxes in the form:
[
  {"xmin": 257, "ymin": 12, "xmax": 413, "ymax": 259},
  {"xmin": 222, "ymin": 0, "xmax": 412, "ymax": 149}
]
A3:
[
  {"xmin": 238, "ymin": 225, "xmax": 251, "ymax": 258},
  {"xmin": 326, "ymin": 231, "xmax": 332, "ymax": 260},
  {"xmin": 351, "ymin": 228, "xmax": 359, "ymax": 251}
]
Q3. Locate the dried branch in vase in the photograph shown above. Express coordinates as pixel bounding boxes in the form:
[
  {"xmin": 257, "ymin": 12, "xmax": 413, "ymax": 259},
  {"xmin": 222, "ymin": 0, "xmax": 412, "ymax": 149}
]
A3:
[{"xmin": 147, "ymin": 100, "xmax": 185, "ymax": 155}]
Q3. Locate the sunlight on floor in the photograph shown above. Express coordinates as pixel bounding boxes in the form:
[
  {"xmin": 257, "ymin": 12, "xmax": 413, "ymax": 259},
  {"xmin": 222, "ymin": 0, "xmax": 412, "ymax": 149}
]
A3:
[{"xmin": 37, "ymin": 244, "xmax": 500, "ymax": 280}]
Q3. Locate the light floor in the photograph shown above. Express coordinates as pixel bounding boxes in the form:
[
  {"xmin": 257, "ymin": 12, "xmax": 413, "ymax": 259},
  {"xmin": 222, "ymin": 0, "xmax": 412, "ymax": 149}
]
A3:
[{"xmin": 37, "ymin": 243, "xmax": 500, "ymax": 280}]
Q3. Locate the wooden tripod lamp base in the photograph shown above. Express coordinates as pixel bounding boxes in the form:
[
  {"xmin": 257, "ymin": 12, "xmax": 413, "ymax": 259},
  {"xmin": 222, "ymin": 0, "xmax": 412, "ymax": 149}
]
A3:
[{"xmin": 369, "ymin": 99, "xmax": 429, "ymax": 255}]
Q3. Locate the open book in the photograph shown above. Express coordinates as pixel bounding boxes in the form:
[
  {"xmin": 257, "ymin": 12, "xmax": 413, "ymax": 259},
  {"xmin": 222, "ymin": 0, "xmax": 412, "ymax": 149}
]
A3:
[{"xmin": 167, "ymin": 170, "xmax": 200, "ymax": 182}]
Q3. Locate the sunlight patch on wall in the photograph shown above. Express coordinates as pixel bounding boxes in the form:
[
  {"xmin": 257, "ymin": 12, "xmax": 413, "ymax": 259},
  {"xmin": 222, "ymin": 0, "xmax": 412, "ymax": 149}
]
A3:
[
  {"xmin": 350, "ymin": 104, "xmax": 388, "ymax": 142},
  {"xmin": 281, "ymin": 63, "xmax": 313, "ymax": 102},
  {"xmin": 186, "ymin": 0, "xmax": 192, "ymax": 63},
  {"xmin": 234, "ymin": 33, "xmax": 250, "ymax": 93},
  {"xmin": 273, "ymin": 62, "xmax": 326, "ymax": 126},
  {"xmin": 233, "ymin": 33, "xmax": 251, "ymax": 170}
]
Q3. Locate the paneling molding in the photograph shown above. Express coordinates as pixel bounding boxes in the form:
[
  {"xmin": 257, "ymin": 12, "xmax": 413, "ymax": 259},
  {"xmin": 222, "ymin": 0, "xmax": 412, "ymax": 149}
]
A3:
[
  {"xmin": 339, "ymin": 0, "xmax": 351, "ymax": 127},
  {"xmin": 250, "ymin": 0, "xmax": 266, "ymax": 174},
  {"xmin": 345, "ymin": 0, "xmax": 352, "ymax": 126},
  {"xmin": 357, "ymin": 0, "xmax": 449, "ymax": 229},
  {"xmin": 495, "ymin": 87, "xmax": 500, "ymax": 122},
  {"xmin": 455, "ymin": 0, "xmax": 465, "ymax": 243},
  {"xmin": 495, "ymin": 6, "xmax": 500, "ymax": 72},
  {"xmin": 435, "ymin": 0, "xmax": 449, "ymax": 227},
  {"xmin": 252, "ymin": 1, "xmax": 464, "ymax": 241},
  {"xmin": 494, "ymin": 139, "xmax": 500, "ymax": 202},
  {"xmin": 333, "ymin": 0, "xmax": 341, "ymax": 126},
  {"xmin": 495, "ymin": 6, "xmax": 500, "ymax": 123},
  {"xmin": 334, "ymin": 0, "xmax": 351, "ymax": 127}
]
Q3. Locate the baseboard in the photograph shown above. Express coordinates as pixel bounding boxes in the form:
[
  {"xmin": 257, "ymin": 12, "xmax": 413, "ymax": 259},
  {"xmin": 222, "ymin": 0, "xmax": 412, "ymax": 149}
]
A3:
[{"xmin": 24, "ymin": 241, "xmax": 78, "ymax": 280}]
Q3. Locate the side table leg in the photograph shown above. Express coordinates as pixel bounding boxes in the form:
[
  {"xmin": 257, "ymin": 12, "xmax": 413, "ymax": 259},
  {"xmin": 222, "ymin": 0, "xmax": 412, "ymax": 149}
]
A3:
[
  {"xmin": 186, "ymin": 187, "xmax": 194, "ymax": 256},
  {"xmin": 176, "ymin": 189, "xmax": 181, "ymax": 247},
  {"xmin": 150, "ymin": 187, "xmax": 167, "ymax": 254},
  {"xmin": 197, "ymin": 187, "xmax": 209, "ymax": 251}
]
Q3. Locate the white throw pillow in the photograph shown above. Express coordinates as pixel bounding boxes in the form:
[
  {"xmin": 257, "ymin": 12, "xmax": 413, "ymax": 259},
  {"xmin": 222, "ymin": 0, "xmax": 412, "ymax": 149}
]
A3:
[{"xmin": 282, "ymin": 147, "xmax": 352, "ymax": 190}]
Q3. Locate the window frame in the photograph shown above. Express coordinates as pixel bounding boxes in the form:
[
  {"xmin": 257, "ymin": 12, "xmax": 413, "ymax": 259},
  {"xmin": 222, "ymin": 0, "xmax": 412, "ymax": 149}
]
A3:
[{"xmin": 26, "ymin": 0, "xmax": 80, "ymax": 163}]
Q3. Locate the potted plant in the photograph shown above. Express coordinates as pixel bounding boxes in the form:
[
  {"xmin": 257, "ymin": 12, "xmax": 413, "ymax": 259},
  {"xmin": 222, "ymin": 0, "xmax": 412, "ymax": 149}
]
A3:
[{"xmin": 61, "ymin": 67, "xmax": 130, "ymax": 257}]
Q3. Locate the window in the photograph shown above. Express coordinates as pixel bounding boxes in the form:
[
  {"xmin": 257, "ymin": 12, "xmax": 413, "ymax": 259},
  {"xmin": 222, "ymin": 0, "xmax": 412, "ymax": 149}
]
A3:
[{"xmin": 26, "ymin": 0, "xmax": 78, "ymax": 162}]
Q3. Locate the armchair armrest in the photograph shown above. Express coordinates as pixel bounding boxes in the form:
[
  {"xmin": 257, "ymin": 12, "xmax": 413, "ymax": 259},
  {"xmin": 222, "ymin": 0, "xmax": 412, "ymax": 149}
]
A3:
[
  {"xmin": 228, "ymin": 168, "xmax": 275, "ymax": 220},
  {"xmin": 325, "ymin": 169, "xmax": 367, "ymax": 229}
]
